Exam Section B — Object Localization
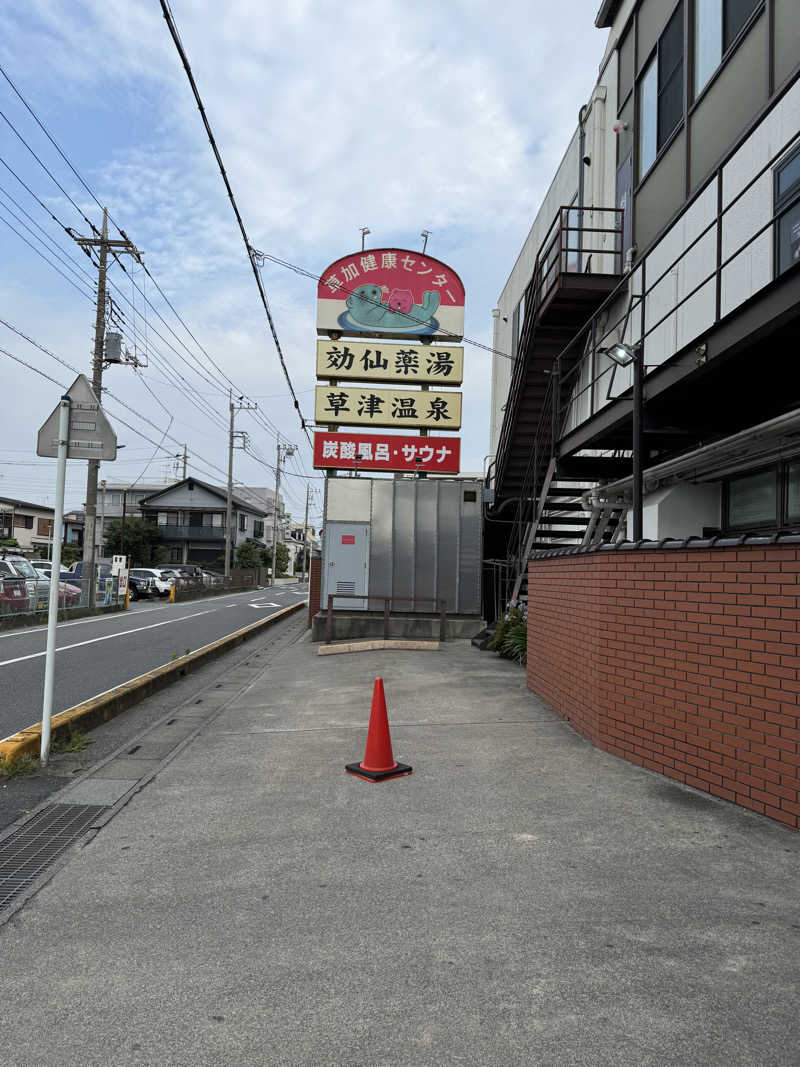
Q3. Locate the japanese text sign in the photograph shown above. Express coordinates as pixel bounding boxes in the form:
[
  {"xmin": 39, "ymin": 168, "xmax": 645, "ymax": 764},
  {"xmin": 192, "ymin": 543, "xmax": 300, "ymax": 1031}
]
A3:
[
  {"xmin": 314, "ymin": 432, "xmax": 461, "ymax": 474},
  {"xmin": 317, "ymin": 248, "xmax": 465, "ymax": 341},
  {"xmin": 315, "ymin": 386, "xmax": 462, "ymax": 430},
  {"xmin": 316, "ymin": 340, "xmax": 463, "ymax": 386}
]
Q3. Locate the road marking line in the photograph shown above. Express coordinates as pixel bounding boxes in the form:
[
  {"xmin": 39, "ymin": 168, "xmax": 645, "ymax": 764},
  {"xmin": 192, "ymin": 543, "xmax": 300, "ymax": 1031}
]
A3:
[{"xmin": 0, "ymin": 609, "xmax": 216, "ymax": 668}]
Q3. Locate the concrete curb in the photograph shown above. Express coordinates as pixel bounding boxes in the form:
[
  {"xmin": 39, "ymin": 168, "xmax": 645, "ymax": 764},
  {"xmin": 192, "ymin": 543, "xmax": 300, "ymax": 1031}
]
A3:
[
  {"xmin": 0, "ymin": 600, "xmax": 306, "ymax": 765},
  {"xmin": 318, "ymin": 639, "xmax": 440, "ymax": 655}
]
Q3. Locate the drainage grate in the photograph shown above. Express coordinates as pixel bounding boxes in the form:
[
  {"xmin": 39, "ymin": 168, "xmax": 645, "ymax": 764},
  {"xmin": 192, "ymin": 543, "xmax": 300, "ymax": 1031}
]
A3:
[{"xmin": 0, "ymin": 804, "xmax": 106, "ymax": 911}]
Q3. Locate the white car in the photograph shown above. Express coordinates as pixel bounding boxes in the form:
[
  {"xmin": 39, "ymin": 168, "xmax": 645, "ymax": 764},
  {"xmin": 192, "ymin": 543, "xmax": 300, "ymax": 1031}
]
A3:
[{"xmin": 129, "ymin": 568, "xmax": 174, "ymax": 597}]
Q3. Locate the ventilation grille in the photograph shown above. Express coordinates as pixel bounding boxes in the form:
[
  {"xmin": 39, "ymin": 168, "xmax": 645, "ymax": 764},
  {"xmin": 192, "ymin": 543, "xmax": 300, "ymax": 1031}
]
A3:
[{"xmin": 336, "ymin": 581, "xmax": 356, "ymax": 596}]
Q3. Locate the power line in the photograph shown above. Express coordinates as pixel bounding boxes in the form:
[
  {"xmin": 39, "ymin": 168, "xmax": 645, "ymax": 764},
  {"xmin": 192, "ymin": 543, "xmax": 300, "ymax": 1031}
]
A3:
[
  {"xmin": 159, "ymin": 0, "xmax": 312, "ymax": 444},
  {"xmin": 0, "ymin": 70, "xmax": 298, "ymax": 450},
  {"xmin": 0, "ymin": 322, "xmax": 234, "ymax": 484},
  {"xmin": 252, "ymin": 248, "xmax": 514, "ymax": 361},
  {"xmin": 0, "ymin": 210, "xmax": 95, "ymax": 301}
]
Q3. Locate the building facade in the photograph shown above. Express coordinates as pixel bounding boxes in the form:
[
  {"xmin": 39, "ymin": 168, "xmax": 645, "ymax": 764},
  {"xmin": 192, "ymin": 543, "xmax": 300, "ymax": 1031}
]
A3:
[
  {"xmin": 0, "ymin": 496, "xmax": 57, "ymax": 555},
  {"xmin": 490, "ymin": 0, "xmax": 800, "ymax": 589},
  {"xmin": 139, "ymin": 478, "xmax": 275, "ymax": 565},
  {"xmin": 487, "ymin": 0, "xmax": 800, "ymax": 830}
]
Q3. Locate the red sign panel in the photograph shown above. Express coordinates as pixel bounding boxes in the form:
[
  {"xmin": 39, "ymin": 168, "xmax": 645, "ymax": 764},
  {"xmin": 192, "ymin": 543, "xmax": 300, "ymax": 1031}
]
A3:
[
  {"xmin": 313, "ymin": 432, "xmax": 460, "ymax": 474},
  {"xmin": 341, "ymin": 534, "xmax": 355, "ymax": 545}
]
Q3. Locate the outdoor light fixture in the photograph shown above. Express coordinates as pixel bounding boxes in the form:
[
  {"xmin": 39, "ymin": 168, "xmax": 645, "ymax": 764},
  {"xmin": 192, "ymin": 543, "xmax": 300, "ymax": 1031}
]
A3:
[
  {"xmin": 601, "ymin": 341, "xmax": 644, "ymax": 540},
  {"xmin": 605, "ymin": 341, "xmax": 637, "ymax": 366}
]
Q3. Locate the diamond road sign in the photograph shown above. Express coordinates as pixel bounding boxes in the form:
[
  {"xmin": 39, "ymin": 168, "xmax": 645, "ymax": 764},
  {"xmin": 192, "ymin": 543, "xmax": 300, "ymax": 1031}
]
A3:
[{"xmin": 36, "ymin": 374, "xmax": 117, "ymax": 460}]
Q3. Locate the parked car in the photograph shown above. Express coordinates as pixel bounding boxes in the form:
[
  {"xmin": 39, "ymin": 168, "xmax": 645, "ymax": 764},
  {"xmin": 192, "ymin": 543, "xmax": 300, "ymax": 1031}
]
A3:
[
  {"xmin": 0, "ymin": 554, "xmax": 48, "ymax": 610},
  {"xmin": 201, "ymin": 569, "xmax": 224, "ymax": 586},
  {"xmin": 128, "ymin": 573, "xmax": 156, "ymax": 601},
  {"xmin": 130, "ymin": 568, "xmax": 174, "ymax": 597},
  {"xmin": 0, "ymin": 572, "xmax": 29, "ymax": 614},
  {"xmin": 0, "ymin": 554, "xmax": 80, "ymax": 610}
]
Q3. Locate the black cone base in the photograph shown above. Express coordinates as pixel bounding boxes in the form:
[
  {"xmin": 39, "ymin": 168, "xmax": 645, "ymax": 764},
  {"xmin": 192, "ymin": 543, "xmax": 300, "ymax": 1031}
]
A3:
[{"xmin": 345, "ymin": 761, "xmax": 413, "ymax": 782}]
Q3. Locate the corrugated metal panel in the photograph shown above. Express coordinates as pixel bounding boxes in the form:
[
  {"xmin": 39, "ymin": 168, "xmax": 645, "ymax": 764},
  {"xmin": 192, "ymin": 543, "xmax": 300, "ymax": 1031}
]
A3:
[
  {"xmin": 392, "ymin": 479, "xmax": 415, "ymax": 611},
  {"xmin": 414, "ymin": 480, "xmax": 438, "ymax": 611},
  {"xmin": 368, "ymin": 479, "xmax": 393, "ymax": 608},
  {"xmin": 458, "ymin": 485, "xmax": 482, "ymax": 613},
  {"xmin": 437, "ymin": 481, "xmax": 461, "ymax": 614}
]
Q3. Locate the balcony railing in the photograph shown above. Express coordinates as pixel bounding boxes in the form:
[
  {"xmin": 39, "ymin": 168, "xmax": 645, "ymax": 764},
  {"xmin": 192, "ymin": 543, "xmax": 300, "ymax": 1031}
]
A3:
[
  {"xmin": 534, "ymin": 204, "xmax": 624, "ymax": 311},
  {"xmin": 158, "ymin": 524, "xmax": 226, "ymax": 541}
]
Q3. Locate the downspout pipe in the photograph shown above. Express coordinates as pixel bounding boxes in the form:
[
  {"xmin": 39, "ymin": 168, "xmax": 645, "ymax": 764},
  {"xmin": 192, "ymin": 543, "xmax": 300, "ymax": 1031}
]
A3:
[{"xmin": 577, "ymin": 104, "xmax": 589, "ymax": 265}]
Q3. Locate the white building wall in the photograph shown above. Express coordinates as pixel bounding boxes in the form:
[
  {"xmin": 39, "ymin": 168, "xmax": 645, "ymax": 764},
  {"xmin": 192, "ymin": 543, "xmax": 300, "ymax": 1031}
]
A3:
[{"xmin": 489, "ymin": 22, "xmax": 622, "ymax": 458}]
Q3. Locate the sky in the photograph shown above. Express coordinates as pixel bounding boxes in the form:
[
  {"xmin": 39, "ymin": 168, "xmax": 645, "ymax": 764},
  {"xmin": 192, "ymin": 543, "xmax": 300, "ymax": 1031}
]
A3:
[{"xmin": 0, "ymin": 0, "xmax": 609, "ymax": 529}]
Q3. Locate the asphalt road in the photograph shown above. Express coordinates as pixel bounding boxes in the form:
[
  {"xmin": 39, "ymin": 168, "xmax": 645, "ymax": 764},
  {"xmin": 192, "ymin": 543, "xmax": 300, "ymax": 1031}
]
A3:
[{"xmin": 0, "ymin": 582, "xmax": 308, "ymax": 740}]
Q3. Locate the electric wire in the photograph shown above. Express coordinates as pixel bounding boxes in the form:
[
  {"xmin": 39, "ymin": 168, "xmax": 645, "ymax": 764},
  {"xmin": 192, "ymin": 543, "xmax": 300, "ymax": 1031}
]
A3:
[
  {"xmin": 159, "ymin": 0, "xmax": 312, "ymax": 444},
  {"xmin": 0, "ymin": 211, "xmax": 95, "ymax": 301},
  {"xmin": 0, "ymin": 96, "xmax": 278, "ymax": 443},
  {"xmin": 0, "ymin": 322, "xmax": 234, "ymax": 484}
]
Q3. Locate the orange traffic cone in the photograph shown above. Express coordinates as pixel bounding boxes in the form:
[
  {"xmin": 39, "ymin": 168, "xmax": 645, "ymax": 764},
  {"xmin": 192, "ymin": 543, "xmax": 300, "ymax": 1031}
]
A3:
[{"xmin": 346, "ymin": 678, "xmax": 412, "ymax": 782}]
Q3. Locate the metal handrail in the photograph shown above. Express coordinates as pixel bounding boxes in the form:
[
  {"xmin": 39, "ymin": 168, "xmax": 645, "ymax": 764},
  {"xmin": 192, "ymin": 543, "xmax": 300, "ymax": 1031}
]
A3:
[
  {"xmin": 493, "ymin": 205, "xmax": 624, "ymax": 490},
  {"xmin": 325, "ymin": 593, "xmax": 447, "ymax": 643},
  {"xmin": 557, "ymin": 123, "xmax": 800, "ymax": 432}
]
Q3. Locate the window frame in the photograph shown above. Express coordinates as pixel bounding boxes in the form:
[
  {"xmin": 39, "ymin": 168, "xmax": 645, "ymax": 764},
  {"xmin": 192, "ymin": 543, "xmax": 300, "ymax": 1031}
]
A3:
[
  {"xmin": 773, "ymin": 142, "xmax": 800, "ymax": 279},
  {"xmin": 691, "ymin": 0, "xmax": 765, "ymax": 107},
  {"xmin": 723, "ymin": 463, "xmax": 780, "ymax": 532},
  {"xmin": 636, "ymin": 1, "xmax": 685, "ymax": 182}
]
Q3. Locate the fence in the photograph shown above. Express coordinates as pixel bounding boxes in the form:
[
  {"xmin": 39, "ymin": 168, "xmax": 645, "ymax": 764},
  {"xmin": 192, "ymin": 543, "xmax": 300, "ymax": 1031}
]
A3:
[{"xmin": 0, "ymin": 576, "xmax": 124, "ymax": 624}]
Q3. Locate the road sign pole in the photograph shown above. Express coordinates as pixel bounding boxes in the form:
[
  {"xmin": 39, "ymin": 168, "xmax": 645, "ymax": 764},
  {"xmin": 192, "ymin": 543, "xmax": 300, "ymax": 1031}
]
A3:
[{"xmin": 41, "ymin": 396, "xmax": 71, "ymax": 766}]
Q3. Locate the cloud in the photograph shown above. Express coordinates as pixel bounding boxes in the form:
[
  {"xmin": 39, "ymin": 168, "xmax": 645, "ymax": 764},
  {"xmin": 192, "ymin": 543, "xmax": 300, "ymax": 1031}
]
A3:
[{"xmin": 0, "ymin": 0, "xmax": 609, "ymax": 500}]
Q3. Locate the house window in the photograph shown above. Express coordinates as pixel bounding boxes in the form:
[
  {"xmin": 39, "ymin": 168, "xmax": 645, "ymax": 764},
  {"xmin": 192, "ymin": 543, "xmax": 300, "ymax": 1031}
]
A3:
[
  {"xmin": 775, "ymin": 145, "xmax": 800, "ymax": 277},
  {"xmin": 36, "ymin": 517, "xmax": 54, "ymax": 536},
  {"xmin": 253, "ymin": 519, "xmax": 264, "ymax": 539},
  {"xmin": 695, "ymin": 0, "xmax": 762, "ymax": 96},
  {"xmin": 727, "ymin": 468, "xmax": 777, "ymax": 528},
  {"xmin": 238, "ymin": 513, "xmax": 247, "ymax": 533},
  {"xmin": 638, "ymin": 3, "xmax": 684, "ymax": 180},
  {"xmin": 786, "ymin": 462, "xmax": 800, "ymax": 522},
  {"xmin": 15, "ymin": 514, "xmax": 34, "ymax": 529}
]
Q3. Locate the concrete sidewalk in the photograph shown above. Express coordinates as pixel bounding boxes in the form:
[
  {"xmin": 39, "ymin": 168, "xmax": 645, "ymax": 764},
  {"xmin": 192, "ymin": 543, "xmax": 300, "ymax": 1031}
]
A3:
[{"xmin": 1, "ymin": 632, "xmax": 799, "ymax": 1065}]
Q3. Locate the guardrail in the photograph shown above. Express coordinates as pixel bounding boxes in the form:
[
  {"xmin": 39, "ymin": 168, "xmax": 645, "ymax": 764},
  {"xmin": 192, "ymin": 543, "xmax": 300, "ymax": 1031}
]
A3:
[{"xmin": 325, "ymin": 593, "xmax": 447, "ymax": 644}]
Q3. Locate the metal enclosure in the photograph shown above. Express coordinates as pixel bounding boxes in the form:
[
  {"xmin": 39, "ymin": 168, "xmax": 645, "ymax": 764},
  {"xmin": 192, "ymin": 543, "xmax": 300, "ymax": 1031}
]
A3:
[
  {"xmin": 323, "ymin": 477, "xmax": 482, "ymax": 614},
  {"xmin": 323, "ymin": 521, "xmax": 370, "ymax": 609}
]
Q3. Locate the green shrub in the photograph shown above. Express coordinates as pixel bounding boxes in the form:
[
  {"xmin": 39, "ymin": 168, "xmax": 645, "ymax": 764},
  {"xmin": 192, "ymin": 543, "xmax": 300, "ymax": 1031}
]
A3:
[
  {"xmin": 489, "ymin": 606, "xmax": 523, "ymax": 652},
  {"xmin": 501, "ymin": 620, "xmax": 527, "ymax": 664}
]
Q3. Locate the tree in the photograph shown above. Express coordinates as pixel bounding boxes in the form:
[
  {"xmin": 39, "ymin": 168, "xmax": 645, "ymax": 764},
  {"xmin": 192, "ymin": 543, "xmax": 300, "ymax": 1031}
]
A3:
[
  {"xmin": 275, "ymin": 542, "xmax": 290, "ymax": 577},
  {"xmin": 235, "ymin": 540, "xmax": 263, "ymax": 569},
  {"xmin": 60, "ymin": 543, "xmax": 82, "ymax": 567},
  {"xmin": 293, "ymin": 547, "xmax": 310, "ymax": 574},
  {"xmin": 104, "ymin": 517, "xmax": 163, "ymax": 567},
  {"xmin": 260, "ymin": 542, "xmax": 290, "ymax": 576}
]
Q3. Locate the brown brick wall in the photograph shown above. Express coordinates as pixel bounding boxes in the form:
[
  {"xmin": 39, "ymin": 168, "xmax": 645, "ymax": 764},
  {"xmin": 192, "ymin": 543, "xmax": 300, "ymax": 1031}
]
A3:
[
  {"xmin": 527, "ymin": 547, "xmax": 800, "ymax": 829},
  {"xmin": 308, "ymin": 555, "xmax": 322, "ymax": 629}
]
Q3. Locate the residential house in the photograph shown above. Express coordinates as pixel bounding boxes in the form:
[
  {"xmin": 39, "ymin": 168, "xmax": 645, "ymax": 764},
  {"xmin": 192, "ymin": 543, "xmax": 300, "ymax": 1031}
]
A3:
[{"xmin": 139, "ymin": 478, "xmax": 273, "ymax": 565}]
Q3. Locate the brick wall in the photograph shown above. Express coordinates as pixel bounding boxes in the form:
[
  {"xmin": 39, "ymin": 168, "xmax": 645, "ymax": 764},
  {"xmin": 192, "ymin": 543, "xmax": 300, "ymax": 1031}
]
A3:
[
  {"xmin": 527, "ymin": 546, "xmax": 800, "ymax": 829},
  {"xmin": 308, "ymin": 555, "xmax": 322, "ymax": 629}
]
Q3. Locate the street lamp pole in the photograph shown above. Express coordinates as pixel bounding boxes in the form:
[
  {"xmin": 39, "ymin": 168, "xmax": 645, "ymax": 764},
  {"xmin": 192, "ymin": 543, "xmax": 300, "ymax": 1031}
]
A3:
[
  {"xmin": 632, "ymin": 352, "xmax": 643, "ymax": 541},
  {"xmin": 603, "ymin": 342, "xmax": 644, "ymax": 541}
]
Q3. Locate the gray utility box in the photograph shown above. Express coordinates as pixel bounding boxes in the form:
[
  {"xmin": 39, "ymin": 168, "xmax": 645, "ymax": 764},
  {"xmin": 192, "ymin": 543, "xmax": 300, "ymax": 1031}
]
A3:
[{"xmin": 321, "ymin": 476, "xmax": 483, "ymax": 617}]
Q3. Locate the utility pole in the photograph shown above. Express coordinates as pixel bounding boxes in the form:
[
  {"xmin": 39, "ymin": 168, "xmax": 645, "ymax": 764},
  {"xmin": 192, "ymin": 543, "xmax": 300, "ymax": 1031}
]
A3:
[
  {"xmin": 270, "ymin": 437, "xmax": 296, "ymax": 586},
  {"xmin": 73, "ymin": 208, "xmax": 140, "ymax": 603},
  {"xmin": 224, "ymin": 391, "xmax": 256, "ymax": 577},
  {"xmin": 301, "ymin": 483, "xmax": 311, "ymax": 584},
  {"xmin": 182, "ymin": 444, "xmax": 188, "ymax": 479}
]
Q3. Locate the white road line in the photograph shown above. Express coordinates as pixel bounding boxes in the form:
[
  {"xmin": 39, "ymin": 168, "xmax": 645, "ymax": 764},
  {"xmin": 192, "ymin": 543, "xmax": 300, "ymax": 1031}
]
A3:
[
  {"xmin": 0, "ymin": 608, "xmax": 216, "ymax": 669},
  {"xmin": 0, "ymin": 587, "xmax": 265, "ymax": 641}
]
